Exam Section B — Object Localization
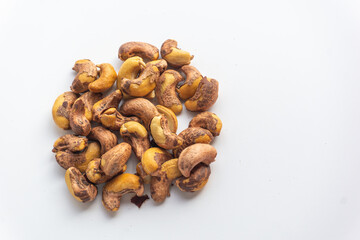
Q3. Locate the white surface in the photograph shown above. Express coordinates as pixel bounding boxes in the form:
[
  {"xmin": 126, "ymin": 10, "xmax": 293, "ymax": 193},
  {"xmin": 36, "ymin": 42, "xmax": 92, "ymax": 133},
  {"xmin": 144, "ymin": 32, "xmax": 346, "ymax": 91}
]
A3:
[{"xmin": 1, "ymin": 0, "xmax": 360, "ymax": 239}]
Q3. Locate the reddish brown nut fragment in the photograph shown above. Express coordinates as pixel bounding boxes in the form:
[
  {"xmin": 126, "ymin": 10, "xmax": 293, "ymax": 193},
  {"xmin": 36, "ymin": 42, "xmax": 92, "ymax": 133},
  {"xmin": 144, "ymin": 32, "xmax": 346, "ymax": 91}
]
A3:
[
  {"xmin": 100, "ymin": 142, "xmax": 132, "ymax": 177},
  {"xmin": 92, "ymin": 90, "xmax": 122, "ymax": 122},
  {"xmin": 177, "ymin": 65, "xmax": 203, "ymax": 100},
  {"xmin": 185, "ymin": 77, "xmax": 219, "ymax": 112},
  {"xmin": 65, "ymin": 167, "xmax": 97, "ymax": 202},
  {"xmin": 160, "ymin": 39, "xmax": 194, "ymax": 68},
  {"xmin": 69, "ymin": 99, "xmax": 91, "ymax": 136},
  {"xmin": 52, "ymin": 92, "xmax": 79, "ymax": 129},
  {"xmin": 118, "ymin": 42, "xmax": 159, "ymax": 61},
  {"xmin": 189, "ymin": 111, "xmax": 223, "ymax": 136},
  {"xmin": 88, "ymin": 126, "xmax": 118, "ymax": 155},
  {"xmin": 71, "ymin": 59, "xmax": 98, "ymax": 93},
  {"xmin": 175, "ymin": 163, "xmax": 211, "ymax": 192},
  {"xmin": 100, "ymin": 108, "xmax": 140, "ymax": 131},
  {"xmin": 53, "ymin": 134, "xmax": 88, "ymax": 153},
  {"xmin": 131, "ymin": 195, "xmax": 149, "ymax": 208}
]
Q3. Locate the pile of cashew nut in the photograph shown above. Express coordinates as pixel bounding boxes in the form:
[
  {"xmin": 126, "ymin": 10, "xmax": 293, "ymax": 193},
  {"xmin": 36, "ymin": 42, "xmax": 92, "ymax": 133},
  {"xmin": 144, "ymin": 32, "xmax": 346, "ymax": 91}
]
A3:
[{"xmin": 52, "ymin": 40, "xmax": 222, "ymax": 212}]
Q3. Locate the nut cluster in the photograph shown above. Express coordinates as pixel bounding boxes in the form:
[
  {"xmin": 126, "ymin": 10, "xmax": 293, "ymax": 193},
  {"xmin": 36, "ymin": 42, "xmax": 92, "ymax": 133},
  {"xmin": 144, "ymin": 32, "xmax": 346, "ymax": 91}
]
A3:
[{"xmin": 52, "ymin": 39, "xmax": 222, "ymax": 212}]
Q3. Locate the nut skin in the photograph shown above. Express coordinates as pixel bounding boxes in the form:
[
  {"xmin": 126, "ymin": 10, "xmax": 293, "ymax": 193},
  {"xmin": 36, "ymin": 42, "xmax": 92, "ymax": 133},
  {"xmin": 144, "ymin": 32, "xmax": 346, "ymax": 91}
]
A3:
[
  {"xmin": 120, "ymin": 98, "xmax": 160, "ymax": 130},
  {"xmin": 88, "ymin": 63, "xmax": 117, "ymax": 93},
  {"xmin": 120, "ymin": 121, "xmax": 150, "ymax": 160},
  {"xmin": 77, "ymin": 91, "xmax": 103, "ymax": 121},
  {"xmin": 52, "ymin": 92, "xmax": 79, "ymax": 129},
  {"xmin": 65, "ymin": 167, "xmax": 97, "ymax": 202},
  {"xmin": 173, "ymin": 127, "xmax": 214, "ymax": 158},
  {"xmin": 69, "ymin": 99, "xmax": 91, "ymax": 136},
  {"xmin": 100, "ymin": 142, "xmax": 132, "ymax": 177},
  {"xmin": 100, "ymin": 107, "xmax": 140, "ymax": 131},
  {"xmin": 88, "ymin": 126, "xmax": 118, "ymax": 155},
  {"xmin": 160, "ymin": 39, "xmax": 194, "ymax": 68},
  {"xmin": 92, "ymin": 89, "xmax": 123, "ymax": 122},
  {"xmin": 102, "ymin": 173, "xmax": 144, "ymax": 211},
  {"xmin": 118, "ymin": 42, "xmax": 159, "ymax": 62},
  {"xmin": 178, "ymin": 143, "xmax": 217, "ymax": 177},
  {"xmin": 156, "ymin": 105, "xmax": 178, "ymax": 133},
  {"xmin": 117, "ymin": 56, "xmax": 146, "ymax": 93},
  {"xmin": 86, "ymin": 158, "xmax": 127, "ymax": 184},
  {"xmin": 141, "ymin": 147, "xmax": 173, "ymax": 175},
  {"xmin": 146, "ymin": 59, "xmax": 168, "ymax": 74},
  {"xmin": 185, "ymin": 77, "xmax": 219, "ymax": 112},
  {"xmin": 175, "ymin": 163, "xmax": 211, "ymax": 192},
  {"xmin": 150, "ymin": 115, "xmax": 183, "ymax": 150},
  {"xmin": 136, "ymin": 162, "xmax": 151, "ymax": 184},
  {"xmin": 177, "ymin": 65, "xmax": 203, "ymax": 100},
  {"xmin": 189, "ymin": 111, "xmax": 222, "ymax": 136},
  {"xmin": 52, "ymin": 134, "xmax": 88, "ymax": 153},
  {"xmin": 71, "ymin": 59, "xmax": 98, "ymax": 93},
  {"xmin": 155, "ymin": 70, "xmax": 183, "ymax": 115}
]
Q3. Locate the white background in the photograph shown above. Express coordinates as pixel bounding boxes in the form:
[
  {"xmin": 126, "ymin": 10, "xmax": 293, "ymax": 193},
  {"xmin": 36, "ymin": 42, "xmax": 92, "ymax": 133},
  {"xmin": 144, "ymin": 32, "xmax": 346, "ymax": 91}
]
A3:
[{"xmin": 1, "ymin": 0, "xmax": 360, "ymax": 239}]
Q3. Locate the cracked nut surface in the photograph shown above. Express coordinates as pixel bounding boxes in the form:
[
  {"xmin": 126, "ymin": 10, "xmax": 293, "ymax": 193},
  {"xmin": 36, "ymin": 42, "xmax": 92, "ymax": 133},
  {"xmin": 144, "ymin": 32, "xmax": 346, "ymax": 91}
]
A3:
[
  {"xmin": 52, "ymin": 92, "xmax": 79, "ymax": 129},
  {"xmin": 100, "ymin": 142, "xmax": 132, "ymax": 177},
  {"xmin": 53, "ymin": 134, "xmax": 88, "ymax": 153},
  {"xmin": 150, "ymin": 115, "xmax": 183, "ymax": 150},
  {"xmin": 120, "ymin": 121, "xmax": 150, "ymax": 160},
  {"xmin": 65, "ymin": 167, "xmax": 98, "ymax": 202},
  {"xmin": 177, "ymin": 65, "xmax": 203, "ymax": 100},
  {"xmin": 160, "ymin": 39, "xmax": 194, "ymax": 68},
  {"xmin": 175, "ymin": 163, "xmax": 211, "ymax": 192},
  {"xmin": 89, "ymin": 63, "xmax": 117, "ymax": 93},
  {"xmin": 189, "ymin": 111, "xmax": 222, "ymax": 136},
  {"xmin": 71, "ymin": 59, "xmax": 98, "ymax": 93},
  {"xmin": 118, "ymin": 42, "xmax": 159, "ymax": 61},
  {"xmin": 88, "ymin": 126, "xmax": 118, "ymax": 155},
  {"xmin": 92, "ymin": 89, "xmax": 122, "ymax": 122},
  {"xmin": 185, "ymin": 77, "xmax": 219, "ymax": 112}
]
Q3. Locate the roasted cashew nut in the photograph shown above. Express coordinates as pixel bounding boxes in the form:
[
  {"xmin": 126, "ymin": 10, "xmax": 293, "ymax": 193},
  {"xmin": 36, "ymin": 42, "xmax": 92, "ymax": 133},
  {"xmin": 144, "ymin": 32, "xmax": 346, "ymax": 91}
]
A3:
[
  {"xmin": 150, "ymin": 115, "xmax": 183, "ymax": 150},
  {"xmin": 77, "ymin": 91, "xmax": 103, "ymax": 121},
  {"xmin": 69, "ymin": 99, "xmax": 91, "ymax": 136},
  {"xmin": 189, "ymin": 111, "xmax": 222, "ymax": 136},
  {"xmin": 52, "ymin": 92, "xmax": 79, "ymax": 129},
  {"xmin": 173, "ymin": 127, "xmax": 214, "ymax": 158},
  {"xmin": 53, "ymin": 134, "xmax": 88, "ymax": 153},
  {"xmin": 155, "ymin": 70, "xmax": 183, "ymax": 115},
  {"xmin": 118, "ymin": 42, "xmax": 159, "ymax": 61},
  {"xmin": 100, "ymin": 142, "xmax": 132, "ymax": 177},
  {"xmin": 146, "ymin": 59, "xmax": 168, "ymax": 73},
  {"xmin": 102, "ymin": 173, "xmax": 144, "ymax": 211},
  {"xmin": 117, "ymin": 56, "xmax": 146, "ymax": 91},
  {"xmin": 160, "ymin": 39, "xmax": 194, "ymax": 68},
  {"xmin": 71, "ymin": 59, "xmax": 98, "ymax": 93},
  {"xmin": 141, "ymin": 147, "xmax": 173, "ymax": 175},
  {"xmin": 100, "ymin": 108, "xmax": 140, "ymax": 131},
  {"xmin": 88, "ymin": 63, "xmax": 117, "ymax": 93},
  {"xmin": 175, "ymin": 163, "xmax": 211, "ymax": 192},
  {"xmin": 177, "ymin": 65, "xmax": 203, "ymax": 100},
  {"xmin": 88, "ymin": 126, "xmax": 118, "ymax": 155},
  {"xmin": 185, "ymin": 77, "xmax": 219, "ymax": 112},
  {"xmin": 156, "ymin": 105, "xmax": 178, "ymax": 133},
  {"xmin": 120, "ymin": 121, "xmax": 150, "ymax": 160},
  {"xmin": 92, "ymin": 89, "xmax": 122, "ymax": 122},
  {"xmin": 178, "ymin": 143, "xmax": 217, "ymax": 177},
  {"xmin": 136, "ymin": 162, "xmax": 151, "ymax": 184},
  {"xmin": 65, "ymin": 167, "xmax": 97, "ymax": 202},
  {"xmin": 86, "ymin": 158, "xmax": 127, "ymax": 184}
]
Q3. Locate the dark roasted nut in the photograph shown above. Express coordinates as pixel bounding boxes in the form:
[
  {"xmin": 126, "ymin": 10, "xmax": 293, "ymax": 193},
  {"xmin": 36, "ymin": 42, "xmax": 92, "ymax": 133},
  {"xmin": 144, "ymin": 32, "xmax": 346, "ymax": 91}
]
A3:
[
  {"xmin": 53, "ymin": 134, "xmax": 88, "ymax": 153},
  {"xmin": 92, "ymin": 89, "xmax": 122, "ymax": 122},
  {"xmin": 65, "ymin": 167, "xmax": 97, "ymax": 202},
  {"xmin": 100, "ymin": 142, "xmax": 132, "ymax": 177},
  {"xmin": 88, "ymin": 126, "xmax": 118, "ymax": 155},
  {"xmin": 189, "ymin": 111, "xmax": 223, "ymax": 136},
  {"xmin": 120, "ymin": 121, "xmax": 150, "ymax": 160},
  {"xmin": 100, "ymin": 108, "xmax": 141, "ymax": 131},
  {"xmin": 175, "ymin": 163, "xmax": 211, "ymax": 192},
  {"xmin": 71, "ymin": 59, "xmax": 98, "ymax": 93},
  {"xmin": 118, "ymin": 42, "xmax": 159, "ymax": 61},
  {"xmin": 185, "ymin": 77, "xmax": 219, "ymax": 112},
  {"xmin": 52, "ymin": 92, "xmax": 79, "ymax": 129}
]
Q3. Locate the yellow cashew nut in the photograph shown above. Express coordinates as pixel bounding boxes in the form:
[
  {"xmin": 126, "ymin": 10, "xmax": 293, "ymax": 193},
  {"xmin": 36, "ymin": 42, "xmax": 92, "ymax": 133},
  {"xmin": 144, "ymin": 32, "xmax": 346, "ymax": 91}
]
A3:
[
  {"xmin": 65, "ymin": 167, "xmax": 98, "ymax": 202},
  {"xmin": 156, "ymin": 105, "xmax": 178, "ymax": 133},
  {"xmin": 185, "ymin": 77, "xmax": 219, "ymax": 112},
  {"xmin": 120, "ymin": 121, "xmax": 150, "ymax": 160},
  {"xmin": 52, "ymin": 92, "xmax": 79, "ymax": 130},
  {"xmin": 189, "ymin": 111, "xmax": 223, "ymax": 136},
  {"xmin": 150, "ymin": 115, "xmax": 183, "ymax": 150},
  {"xmin": 71, "ymin": 59, "xmax": 98, "ymax": 93},
  {"xmin": 177, "ymin": 65, "xmax": 203, "ymax": 100},
  {"xmin": 161, "ymin": 39, "xmax": 194, "ymax": 68},
  {"xmin": 88, "ymin": 63, "xmax": 117, "ymax": 93}
]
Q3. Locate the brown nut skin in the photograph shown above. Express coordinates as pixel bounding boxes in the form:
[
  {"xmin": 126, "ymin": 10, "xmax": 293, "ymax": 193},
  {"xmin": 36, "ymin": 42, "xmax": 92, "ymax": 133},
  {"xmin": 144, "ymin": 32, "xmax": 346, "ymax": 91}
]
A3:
[
  {"xmin": 155, "ymin": 70, "xmax": 183, "ymax": 115},
  {"xmin": 118, "ymin": 42, "xmax": 159, "ymax": 62},
  {"xmin": 160, "ymin": 39, "xmax": 194, "ymax": 68},
  {"xmin": 156, "ymin": 105, "xmax": 178, "ymax": 133},
  {"xmin": 92, "ymin": 89, "xmax": 122, "ymax": 122},
  {"xmin": 102, "ymin": 173, "xmax": 144, "ymax": 211},
  {"xmin": 69, "ymin": 99, "xmax": 91, "ymax": 136},
  {"xmin": 146, "ymin": 59, "xmax": 168, "ymax": 74},
  {"xmin": 178, "ymin": 143, "xmax": 217, "ymax": 177},
  {"xmin": 175, "ymin": 163, "xmax": 211, "ymax": 192},
  {"xmin": 52, "ymin": 92, "xmax": 79, "ymax": 129},
  {"xmin": 88, "ymin": 63, "xmax": 117, "ymax": 93},
  {"xmin": 86, "ymin": 158, "xmax": 127, "ymax": 184},
  {"xmin": 100, "ymin": 108, "xmax": 140, "ymax": 131},
  {"xmin": 120, "ymin": 98, "xmax": 160, "ymax": 130},
  {"xmin": 100, "ymin": 142, "xmax": 132, "ymax": 177},
  {"xmin": 173, "ymin": 127, "xmax": 214, "ymax": 158},
  {"xmin": 189, "ymin": 111, "xmax": 222, "ymax": 136},
  {"xmin": 88, "ymin": 126, "xmax": 118, "ymax": 155},
  {"xmin": 65, "ymin": 167, "xmax": 97, "ymax": 202},
  {"xmin": 185, "ymin": 77, "xmax": 219, "ymax": 112},
  {"xmin": 52, "ymin": 134, "xmax": 88, "ymax": 153},
  {"xmin": 177, "ymin": 65, "xmax": 203, "ymax": 100},
  {"xmin": 150, "ymin": 115, "xmax": 183, "ymax": 150},
  {"xmin": 77, "ymin": 91, "xmax": 103, "ymax": 121},
  {"xmin": 136, "ymin": 162, "xmax": 151, "ymax": 184},
  {"xmin": 120, "ymin": 121, "xmax": 150, "ymax": 160},
  {"xmin": 71, "ymin": 59, "xmax": 98, "ymax": 93},
  {"xmin": 141, "ymin": 147, "xmax": 173, "ymax": 175}
]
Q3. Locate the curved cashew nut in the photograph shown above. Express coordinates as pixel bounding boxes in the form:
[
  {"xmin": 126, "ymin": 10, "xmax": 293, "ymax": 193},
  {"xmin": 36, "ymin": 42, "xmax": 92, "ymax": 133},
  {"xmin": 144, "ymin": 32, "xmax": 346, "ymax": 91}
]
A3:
[
  {"xmin": 177, "ymin": 65, "xmax": 203, "ymax": 100},
  {"xmin": 88, "ymin": 126, "xmax": 118, "ymax": 155},
  {"xmin": 120, "ymin": 121, "xmax": 150, "ymax": 160},
  {"xmin": 175, "ymin": 163, "xmax": 211, "ymax": 192},
  {"xmin": 92, "ymin": 89, "xmax": 122, "ymax": 122},
  {"xmin": 150, "ymin": 115, "xmax": 183, "ymax": 150},
  {"xmin": 86, "ymin": 158, "xmax": 127, "ymax": 184},
  {"xmin": 189, "ymin": 111, "xmax": 222, "ymax": 136},
  {"xmin": 185, "ymin": 77, "xmax": 219, "ymax": 112},
  {"xmin": 117, "ymin": 56, "xmax": 146, "ymax": 90},
  {"xmin": 65, "ymin": 167, "xmax": 98, "ymax": 202},
  {"xmin": 120, "ymin": 98, "xmax": 160, "ymax": 130},
  {"xmin": 88, "ymin": 63, "xmax": 117, "ymax": 93},
  {"xmin": 118, "ymin": 42, "xmax": 159, "ymax": 61},
  {"xmin": 52, "ymin": 92, "xmax": 79, "ymax": 129},
  {"xmin": 53, "ymin": 134, "xmax": 88, "ymax": 153},
  {"xmin": 156, "ymin": 105, "xmax": 177, "ymax": 133},
  {"xmin": 160, "ymin": 39, "xmax": 194, "ymax": 68},
  {"xmin": 100, "ymin": 108, "xmax": 140, "ymax": 131},
  {"xmin": 100, "ymin": 142, "xmax": 132, "ymax": 177},
  {"xmin": 141, "ymin": 147, "xmax": 173, "ymax": 175},
  {"xmin": 71, "ymin": 59, "xmax": 98, "ymax": 93},
  {"xmin": 102, "ymin": 173, "xmax": 144, "ymax": 211},
  {"xmin": 77, "ymin": 91, "xmax": 103, "ymax": 121},
  {"xmin": 178, "ymin": 143, "xmax": 217, "ymax": 177},
  {"xmin": 69, "ymin": 99, "xmax": 91, "ymax": 136},
  {"xmin": 155, "ymin": 70, "xmax": 183, "ymax": 115},
  {"xmin": 173, "ymin": 127, "xmax": 214, "ymax": 158}
]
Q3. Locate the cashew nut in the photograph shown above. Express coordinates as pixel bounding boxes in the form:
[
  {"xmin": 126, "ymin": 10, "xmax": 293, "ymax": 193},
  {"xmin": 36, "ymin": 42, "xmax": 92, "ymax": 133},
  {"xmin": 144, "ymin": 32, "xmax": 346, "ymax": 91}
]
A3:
[
  {"xmin": 150, "ymin": 115, "xmax": 183, "ymax": 150},
  {"xmin": 52, "ymin": 92, "xmax": 79, "ymax": 129},
  {"xmin": 69, "ymin": 99, "xmax": 91, "ymax": 136},
  {"xmin": 141, "ymin": 147, "xmax": 173, "ymax": 175},
  {"xmin": 120, "ymin": 121, "xmax": 150, "ymax": 160},
  {"xmin": 118, "ymin": 42, "xmax": 159, "ymax": 61},
  {"xmin": 52, "ymin": 134, "xmax": 88, "ymax": 153},
  {"xmin": 86, "ymin": 158, "xmax": 127, "ymax": 184},
  {"xmin": 65, "ymin": 167, "xmax": 97, "ymax": 202},
  {"xmin": 160, "ymin": 39, "xmax": 194, "ymax": 68},
  {"xmin": 92, "ymin": 89, "xmax": 122, "ymax": 122},
  {"xmin": 100, "ymin": 108, "xmax": 140, "ymax": 131},
  {"xmin": 77, "ymin": 91, "xmax": 103, "ymax": 121},
  {"xmin": 177, "ymin": 65, "xmax": 203, "ymax": 100},
  {"xmin": 173, "ymin": 127, "xmax": 214, "ymax": 158},
  {"xmin": 102, "ymin": 173, "xmax": 144, "ymax": 211},
  {"xmin": 88, "ymin": 63, "xmax": 117, "ymax": 93},
  {"xmin": 156, "ymin": 105, "xmax": 178, "ymax": 133},
  {"xmin": 88, "ymin": 126, "xmax": 118, "ymax": 155},
  {"xmin": 146, "ymin": 59, "xmax": 168, "ymax": 73},
  {"xmin": 117, "ymin": 56, "xmax": 146, "ymax": 90},
  {"xmin": 71, "ymin": 59, "xmax": 98, "ymax": 93},
  {"xmin": 136, "ymin": 162, "xmax": 151, "ymax": 184},
  {"xmin": 189, "ymin": 111, "xmax": 222, "ymax": 136},
  {"xmin": 175, "ymin": 163, "xmax": 211, "ymax": 192},
  {"xmin": 185, "ymin": 77, "xmax": 219, "ymax": 112},
  {"xmin": 100, "ymin": 142, "xmax": 132, "ymax": 177},
  {"xmin": 178, "ymin": 143, "xmax": 216, "ymax": 177},
  {"xmin": 155, "ymin": 70, "xmax": 183, "ymax": 115}
]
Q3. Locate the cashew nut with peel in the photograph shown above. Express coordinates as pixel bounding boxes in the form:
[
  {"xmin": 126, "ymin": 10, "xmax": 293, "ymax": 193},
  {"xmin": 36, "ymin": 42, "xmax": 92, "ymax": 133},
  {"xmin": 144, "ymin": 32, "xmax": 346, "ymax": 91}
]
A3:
[
  {"xmin": 161, "ymin": 39, "xmax": 194, "ymax": 68},
  {"xmin": 117, "ymin": 56, "xmax": 146, "ymax": 91},
  {"xmin": 177, "ymin": 65, "xmax": 203, "ymax": 100},
  {"xmin": 185, "ymin": 77, "xmax": 219, "ymax": 112},
  {"xmin": 150, "ymin": 115, "xmax": 183, "ymax": 150},
  {"xmin": 92, "ymin": 89, "xmax": 122, "ymax": 122},
  {"xmin": 88, "ymin": 63, "xmax": 117, "ymax": 93},
  {"xmin": 155, "ymin": 70, "xmax": 183, "ymax": 115},
  {"xmin": 100, "ymin": 108, "xmax": 140, "ymax": 131},
  {"xmin": 52, "ymin": 92, "xmax": 79, "ymax": 129},
  {"xmin": 88, "ymin": 126, "xmax": 118, "ymax": 155},
  {"xmin": 189, "ymin": 111, "xmax": 222, "ymax": 136},
  {"xmin": 100, "ymin": 142, "xmax": 132, "ymax": 177},
  {"xmin": 136, "ymin": 162, "xmax": 151, "ymax": 184},
  {"xmin": 65, "ymin": 167, "xmax": 97, "ymax": 202},
  {"xmin": 71, "ymin": 59, "xmax": 98, "ymax": 93},
  {"xmin": 77, "ymin": 91, "xmax": 103, "ymax": 121},
  {"xmin": 102, "ymin": 173, "xmax": 144, "ymax": 211},
  {"xmin": 52, "ymin": 134, "xmax": 88, "ymax": 153},
  {"xmin": 120, "ymin": 121, "xmax": 150, "ymax": 160},
  {"xmin": 141, "ymin": 147, "xmax": 173, "ymax": 175},
  {"xmin": 118, "ymin": 42, "xmax": 159, "ymax": 61},
  {"xmin": 69, "ymin": 99, "xmax": 91, "ymax": 136},
  {"xmin": 156, "ymin": 105, "xmax": 178, "ymax": 133},
  {"xmin": 175, "ymin": 163, "xmax": 211, "ymax": 192},
  {"xmin": 86, "ymin": 158, "xmax": 127, "ymax": 184},
  {"xmin": 178, "ymin": 143, "xmax": 217, "ymax": 177},
  {"xmin": 146, "ymin": 59, "xmax": 168, "ymax": 73}
]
